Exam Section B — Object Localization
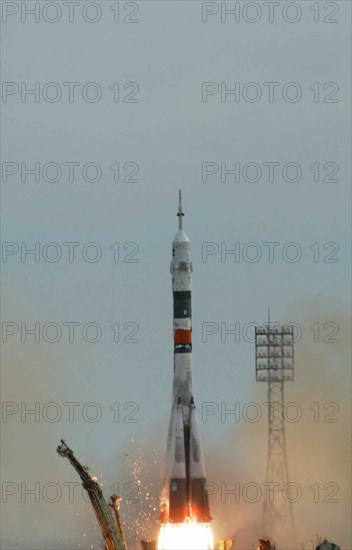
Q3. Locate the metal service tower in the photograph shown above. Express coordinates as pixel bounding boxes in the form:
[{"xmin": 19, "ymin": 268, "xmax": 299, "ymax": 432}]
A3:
[{"xmin": 255, "ymin": 316, "xmax": 295, "ymax": 538}]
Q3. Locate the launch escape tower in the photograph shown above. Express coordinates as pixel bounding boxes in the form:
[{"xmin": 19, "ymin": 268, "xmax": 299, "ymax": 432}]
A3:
[{"xmin": 255, "ymin": 317, "xmax": 295, "ymax": 538}]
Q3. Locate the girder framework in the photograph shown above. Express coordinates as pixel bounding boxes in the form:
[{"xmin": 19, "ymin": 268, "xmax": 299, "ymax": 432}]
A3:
[{"xmin": 255, "ymin": 325, "xmax": 295, "ymax": 538}]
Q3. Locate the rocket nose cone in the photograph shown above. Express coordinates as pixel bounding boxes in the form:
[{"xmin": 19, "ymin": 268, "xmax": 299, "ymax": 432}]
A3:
[{"xmin": 173, "ymin": 229, "xmax": 190, "ymax": 243}]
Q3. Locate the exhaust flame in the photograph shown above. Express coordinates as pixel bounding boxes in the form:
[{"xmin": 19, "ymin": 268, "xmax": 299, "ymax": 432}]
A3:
[{"xmin": 158, "ymin": 521, "xmax": 214, "ymax": 550}]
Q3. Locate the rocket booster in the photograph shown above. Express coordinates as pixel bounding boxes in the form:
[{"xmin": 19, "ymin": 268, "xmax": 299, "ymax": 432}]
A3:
[{"xmin": 161, "ymin": 191, "xmax": 211, "ymax": 524}]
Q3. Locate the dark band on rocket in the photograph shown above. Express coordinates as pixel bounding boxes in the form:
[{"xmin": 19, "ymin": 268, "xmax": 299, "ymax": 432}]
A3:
[{"xmin": 173, "ymin": 291, "xmax": 192, "ymax": 319}]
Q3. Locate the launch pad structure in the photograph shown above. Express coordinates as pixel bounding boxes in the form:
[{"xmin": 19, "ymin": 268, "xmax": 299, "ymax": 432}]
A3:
[
  {"xmin": 56, "ymin": 440, "xmax": 127, "ymax": 550},
  {"xmin": 255, "ymin": 317, "xmax": 295, "ymax": 539}
]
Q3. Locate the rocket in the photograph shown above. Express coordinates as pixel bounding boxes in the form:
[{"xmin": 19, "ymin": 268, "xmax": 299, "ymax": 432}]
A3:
[{"xmin": 161, "ymin": 190, "xmax": 211, "ymax": 525}]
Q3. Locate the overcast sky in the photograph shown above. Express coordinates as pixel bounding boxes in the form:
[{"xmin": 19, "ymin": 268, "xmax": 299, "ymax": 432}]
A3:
[{"xmin": 1, "ymin": 2, "xmax": 351, "ymax": 549}]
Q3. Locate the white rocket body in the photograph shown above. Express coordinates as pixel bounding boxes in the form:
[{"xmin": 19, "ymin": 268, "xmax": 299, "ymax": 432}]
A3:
[{"xmin": 161, "ymin": 192, "xmax": 211, "ymax": 524}]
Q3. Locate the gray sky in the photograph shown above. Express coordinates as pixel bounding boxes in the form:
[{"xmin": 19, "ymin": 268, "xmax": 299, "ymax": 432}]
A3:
[{"xmin": 1, "ymin": 2, "xmax": 351, "ymax": 549}]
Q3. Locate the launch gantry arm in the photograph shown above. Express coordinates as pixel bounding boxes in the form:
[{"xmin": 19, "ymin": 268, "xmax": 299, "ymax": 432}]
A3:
[{"xmin": 57, "ymin": 439, "xmax": 127, "ymax": 550}]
